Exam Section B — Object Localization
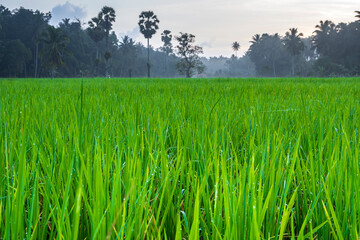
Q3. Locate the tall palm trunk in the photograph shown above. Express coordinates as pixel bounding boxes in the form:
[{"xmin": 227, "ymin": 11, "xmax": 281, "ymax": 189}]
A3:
[
  {"xmin": 147, "ymin": 38, "xmax": 151, "ymax": 78},
  {"xmin": 291, "ymin": 55, "xmax": 295, "ymax": 76}
]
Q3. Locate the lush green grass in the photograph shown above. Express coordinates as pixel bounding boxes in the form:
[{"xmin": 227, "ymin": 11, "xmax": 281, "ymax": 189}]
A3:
[{"xmin": 0, "ymin": 78, "xmax": 359, "ymax": 239}]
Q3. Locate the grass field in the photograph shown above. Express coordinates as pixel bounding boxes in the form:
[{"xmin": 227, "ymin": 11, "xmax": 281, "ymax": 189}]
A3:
[{"xmin": 0, "ymin": 78, "xmax": 359, "ymax": 239}]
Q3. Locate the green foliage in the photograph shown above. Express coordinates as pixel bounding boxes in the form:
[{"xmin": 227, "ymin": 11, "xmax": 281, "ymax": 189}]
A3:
[
  {"xmin": 283, "ymin": 28, "xmax": 305, "ymax": 76},
  {"xmin": 39, "ymin": 26, "xmax": 69, "ymax": 79},
  {"xmin": 160, "ymin": 30, "xmax": 173, "ymax": 55},
  {"xmin": 175, "ymin": 33, "xmax": 205, "ymax": 78},
  {"xmin": 2, "ymin": 39, "xmax": 31, "ymax": 77},
  {"xmin": 248, "ymin": 34, "xmax": 291, "ymax": 77},
  {"xmin": 312, "ymin": 20, "xmax": 360, "ymax": 75},
  {"xmin": 313, "ymin": 57, "xmax": 349, "ymax": 77},
  {"xmin": 0, "ymin": 77, "xmax": 359, "ymax": 239},
  {"xmin": 138, "ymin": 11, "xmax": 160, "ymax": 40}
]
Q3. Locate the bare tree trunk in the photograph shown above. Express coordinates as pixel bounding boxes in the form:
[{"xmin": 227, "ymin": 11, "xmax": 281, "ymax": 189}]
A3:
[
  {"xmin": 186, "ymin": 67, "xmax": 191, "ymax": 78},
  {"xmin": 147, "ymin": 38, "xmax": 150, "ymax": 78},
  {"xmin": 292, "ymin": 56, "xmax": 295, "ymax": 76}
]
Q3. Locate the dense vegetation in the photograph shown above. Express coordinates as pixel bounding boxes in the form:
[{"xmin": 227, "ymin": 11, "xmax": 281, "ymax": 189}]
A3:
[
  {"xmin": 0, "ymin": 5, "xmax": 359, "ymax": 78},
  {"xmin": 1, "ymin": 78, "xmax": 359, "ymax": 239}
]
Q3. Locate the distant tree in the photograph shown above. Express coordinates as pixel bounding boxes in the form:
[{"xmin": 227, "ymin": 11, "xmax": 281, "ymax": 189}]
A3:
[
  {"xmin": 3, "ymin": 40, "xmax": 31, "ymax": 77},
  {"xmin": 232, "ymin": 41, "xmax": 240, "ymax": 57},
  {"xmin": 312, "ymin": 20, "xmax": 335, "ymax": 57},
  {"xmin": 0, "ymin": 6, "xmax": 51, "ymax": 78},
  {"xmin": 119, "ymin": 36, "xmax": 137, "ymax": 77},
  {"xmin": 87, "ymin": 14, "xmax": 106, "ymax": 76},
  {"xmin": 40, "ymin": 26, "xmax": 69, "ymax": 80},
  {"xmin": 250, "ymin": 34, "xmax": 261, "ymax": 44},
  {"xmin": 175, "ymin": 32, "xmax": 205, "ymax": 78},
  {"xmin": 28, "ymin": 10, "xmax": 51, "ymax": 78},
  {"xmin": 356, "ymin": 11, "xmax": 360, "ymax": 20},
  {"xmin": 283, "ymin": 28, "xmax": 304, "ymax": 76},
  {"xmin": 248, "ymin": 33, "xmax": 290, "ymax": 77},
  {"xmin": 160, "ymin": 30, "xmax": 173, "ymax": 55},
  {"xmin": 99, "ymin": 6, "xmax": 116, "ymax": 78},
  {"xmin": 160, "ymin": 30, "xmax": 172, "ymax": 73},
  {"xmin": 138, "ymin": 11, "xmax": 160, "ymax": 78}
]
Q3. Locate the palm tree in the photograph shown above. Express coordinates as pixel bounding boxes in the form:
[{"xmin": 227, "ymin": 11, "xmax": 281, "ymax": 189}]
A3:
[
  {"xmin": 356, "ymin": 11, "xmax": 360, "ymax": 20},
  {"xmin": 161, "ymin": 30, "xmax": 172, "ymax": 74},
  {"xmin": 87, "ymin": 14, "xmax": 106, "ymax": 76},
  {"xmin": 119, "ymin": 36, "xmax": 137, "ymax": 77},
  {"xmin": 161, "ymin": 30, "xmax": 173, "ymax": 55},
  {"xmin": 40, "ymin": 26, "xmax": 69, "ymax": 80},
  {"xmin": 99, "ymin": 6, "xmax": 116, "ymax": 78},
  {"xmin": 232, "ymin": 41, "xmax": 240, "ymax": 57},
  {"xmin": 138, "ymin": 11, "xmax": 160, "ymax": 78},
  {"xmin": 250, "ymin": 34, "xmax": 261, "ymax": 44},
  {"xmin": 32, "ymin": 12, "xmax": 51, "ymax": 78},
  {"xmin": 283, "ymin": 28, "xmax": 304, "ymax": 76},
  {"xmin": 313, "ymin": 20, "xmax": 335, "ymax": 57}
]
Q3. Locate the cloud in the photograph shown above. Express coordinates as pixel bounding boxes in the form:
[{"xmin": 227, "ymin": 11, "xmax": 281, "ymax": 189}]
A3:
[
  {"xmin": 119, "ymin": 27, "xmax": 141, "ymax": 41},
  {"xmin": 51, "ymin": 2, "xmax": 87, "ymax": 25},
  {"xmin": 200, "ymin": 41, "xmax": 213, "ymax": 48}
]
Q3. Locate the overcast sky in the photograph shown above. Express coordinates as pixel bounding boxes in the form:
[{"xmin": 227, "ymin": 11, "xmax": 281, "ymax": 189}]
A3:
[{"xmin": 2, "ymin": 0, "xmax": 359, "ymax": 57}]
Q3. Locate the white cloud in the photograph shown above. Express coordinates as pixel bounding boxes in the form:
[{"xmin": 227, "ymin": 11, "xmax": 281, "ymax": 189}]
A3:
[
  {"xmin": 51, "ymin": 1, "xmax": 87, "ymax": 25},
  {"xmin": 119, "ymin": 27, "xmax": 141, "ymax": 41}
]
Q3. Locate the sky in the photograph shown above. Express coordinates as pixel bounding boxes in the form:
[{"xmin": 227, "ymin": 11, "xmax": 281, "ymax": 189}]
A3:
[{"xmin": 2, "ymin": 0, "xmax": 359, "ymax": 57}]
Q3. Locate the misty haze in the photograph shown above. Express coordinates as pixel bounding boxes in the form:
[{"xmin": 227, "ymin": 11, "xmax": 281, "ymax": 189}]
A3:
[{"xmin": 0, "ymin": 1, "xmax": 359, "ymax": 240}]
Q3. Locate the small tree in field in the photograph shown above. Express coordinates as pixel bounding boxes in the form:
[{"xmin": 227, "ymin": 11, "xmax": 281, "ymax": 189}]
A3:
[{"xmin": 175, "ymin": 33, "xmax": 204, "ymax": 78}]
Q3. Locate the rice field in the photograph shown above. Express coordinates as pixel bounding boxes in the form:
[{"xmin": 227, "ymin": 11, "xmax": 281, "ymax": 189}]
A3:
[{"xmin": 0, "ymin": 78, "xmax": 359, "ymax": 239}]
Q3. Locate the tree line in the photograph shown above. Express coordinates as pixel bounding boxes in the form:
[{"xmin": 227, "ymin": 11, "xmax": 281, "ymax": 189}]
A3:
[
  {"xmin": 0, "ymin": 4, "xmax": 359, "ymax": 78},
  {"xmin": 0, "ymin": 5, "xmax": 204, "ymax": 78},
  {"xmin": 232, "ymin": 11, "xmax": 360, "ymax": 77}
]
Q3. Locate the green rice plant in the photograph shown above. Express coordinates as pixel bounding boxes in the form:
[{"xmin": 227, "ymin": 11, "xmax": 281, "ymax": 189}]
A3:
[{"xmin": 0, "ymin": 77, "xmax": 359, "ymax": 239}]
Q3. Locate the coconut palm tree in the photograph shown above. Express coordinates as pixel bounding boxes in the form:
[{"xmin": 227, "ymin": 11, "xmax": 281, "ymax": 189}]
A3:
[
  {"xmin": 99, "ymin": 6, "xmax": 116, "ymax": 78},
  {"xmin": 161, "ymin": 30, "xmax": 172, "ymax": 74},
  {"xmin": 232, "ymin": 41, "xmax": 240, "ymax": 57},
  {"xmin": 356, "ymin": 11, "xmax": 360, "ymax": 20},
  {"xmin": 313, "ymin": 20, "xmax": 335, "ymax": 56},
  {"xmin": 87, "ymin": 14, "xmax": 106, "ymax": 76},
  {"xmin": 250, "ymin": 34, "xmax": 261, "ymax": 44},
  {"xmin": 161, "ymin": 30, "xmax": 173, "ymax": 55},
  {"xmin": 283, "ymin": 28, "xmax": 304, "ymax": 76},
  {"xmin": 138, "ymin": 11, "xmax": 160, "ymax": 78},
  {"xmin": 40, "ymin": 26, "xmax": 69, "ymax": 80}
]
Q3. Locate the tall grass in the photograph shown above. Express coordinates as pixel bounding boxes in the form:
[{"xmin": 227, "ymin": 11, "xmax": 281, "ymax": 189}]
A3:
[{"xmin": 0, "ymin": 78, "xmax": 359, "ymax": 239}]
